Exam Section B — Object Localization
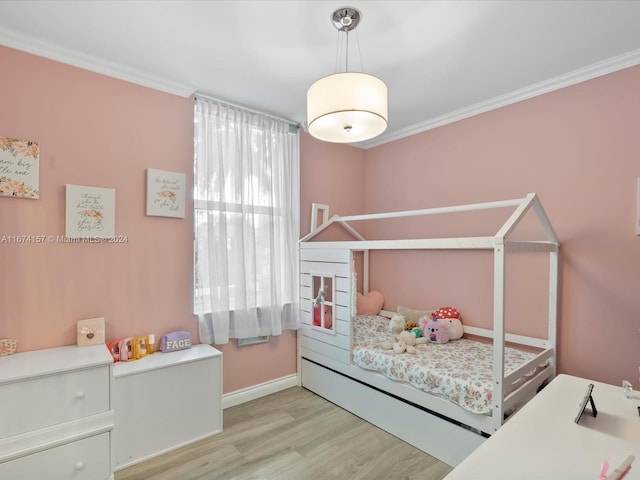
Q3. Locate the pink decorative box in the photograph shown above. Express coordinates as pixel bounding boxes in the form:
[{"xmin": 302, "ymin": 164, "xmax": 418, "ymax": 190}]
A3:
[{"xmin": 77, "ymin": 317, "xmax": 105, "ymax": 346}]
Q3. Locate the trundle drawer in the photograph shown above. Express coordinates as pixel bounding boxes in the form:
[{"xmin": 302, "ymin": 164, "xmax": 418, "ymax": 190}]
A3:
[
  {"xmin": 0, "ymin": 365, "xmax": 110, "ymax": 438},
  {"xmin": 0, "ymin": 432, "xmax": 111, "ymax": 480}
]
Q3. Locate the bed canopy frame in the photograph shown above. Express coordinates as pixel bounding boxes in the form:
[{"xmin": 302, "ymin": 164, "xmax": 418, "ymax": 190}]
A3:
[{"xmin": 297, "ymin": 193, "xmax": 559, "ymax": 466}]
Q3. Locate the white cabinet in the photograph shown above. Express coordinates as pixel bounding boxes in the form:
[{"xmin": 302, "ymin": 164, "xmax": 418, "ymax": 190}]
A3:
[
  {"xmin": 113, "ymin": 344, "xmax": 222, "ymax": 470},
  {"xmin": 0, "ymin": 345, "xmax": 114, "ymax": 480}
]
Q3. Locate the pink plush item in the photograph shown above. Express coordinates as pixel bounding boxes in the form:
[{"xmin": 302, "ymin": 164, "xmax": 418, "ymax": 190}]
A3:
[
  {"xmin": 356, "ymin": 291, "xmax": 384, "ymax": 315},
  {"xmin": 313, "ymin": 304, "xmax": 333, "ymax": 329},
  {"xmin": 433, "ymin": 306, "xmax": 460, "ymax": 319}
]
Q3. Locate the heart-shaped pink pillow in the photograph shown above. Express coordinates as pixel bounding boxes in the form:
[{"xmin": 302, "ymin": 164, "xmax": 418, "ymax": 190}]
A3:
[{"xmin": 356, "ymin": 291, "xmax": 384, "ymax": 315}]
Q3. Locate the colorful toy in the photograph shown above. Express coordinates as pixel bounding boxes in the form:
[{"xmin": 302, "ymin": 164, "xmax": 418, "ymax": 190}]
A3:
[
  {"xmin": 405, "ymin": 320, "xmax": 417, "ymax": 330},
  {"xmin": 107, "ymin": 334, "xmax": 155, "ymax": 362},
  {"xmin": 423, "ymin": 317, "xmax": 450, "ymax": 344},
  {"xmin": 131, "ymin": 334, "xmax": 155, "ymax": 360},
  {"xmin": 432, "ymin": 306, "xmax": 464, "ymax": 340},
  {"xmin": 313, "ymin": 304, "xmax": 333, "ymax": 329},
  {"xmin": 381, "ymin": 329, "xmax": 427, "ymax": 354}
]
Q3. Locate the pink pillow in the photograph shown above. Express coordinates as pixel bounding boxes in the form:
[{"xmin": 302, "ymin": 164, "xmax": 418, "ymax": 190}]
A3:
[{"xmin": 356, "ymin": 291, "xmax": 384, "ymax": 315}]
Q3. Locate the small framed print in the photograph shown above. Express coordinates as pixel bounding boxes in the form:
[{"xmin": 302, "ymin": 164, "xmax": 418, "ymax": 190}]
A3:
[
  {"xmin": 66, "ymin": 184, "xmax": 115, "ymax": 238},
  {"xmin": 146, "ymin": 168, "xmax": 185, "ymax": 218},
  {"xmin": 0, "ymin": 135, "xmax": 39, "ymax": 199}
]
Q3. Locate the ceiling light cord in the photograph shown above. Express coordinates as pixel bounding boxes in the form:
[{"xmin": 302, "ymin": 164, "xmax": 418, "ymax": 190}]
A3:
[{"xmin": 334, "ymin": 28, "xmax": 365, "ymax": 74}]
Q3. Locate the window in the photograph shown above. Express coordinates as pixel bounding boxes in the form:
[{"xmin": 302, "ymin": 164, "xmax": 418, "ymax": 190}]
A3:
[{"xmin": 193, "ymin": 96, "xmax": 300, "ymax": 344}]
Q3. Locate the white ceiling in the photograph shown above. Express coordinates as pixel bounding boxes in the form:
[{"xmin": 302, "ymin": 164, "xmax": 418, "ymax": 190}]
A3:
[{"xmin": 1, "ymin": 0, "xmax": 640, "ymax": 148}]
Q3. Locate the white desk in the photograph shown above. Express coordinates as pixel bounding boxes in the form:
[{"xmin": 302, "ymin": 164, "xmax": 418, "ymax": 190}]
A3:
[{"xmin": 445, "ymin": 374, "xmax": 640, "ymax": 479}]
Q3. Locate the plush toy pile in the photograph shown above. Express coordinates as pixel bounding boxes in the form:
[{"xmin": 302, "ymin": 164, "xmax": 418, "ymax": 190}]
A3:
[{"xmin": 382, "ymin": 306, "xmax": 464, "ymax": 353}]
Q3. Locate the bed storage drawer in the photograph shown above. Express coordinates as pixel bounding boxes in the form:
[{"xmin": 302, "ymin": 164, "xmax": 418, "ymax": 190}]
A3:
[
  {"xmin": 0, "ymin": 432, "xmax": 110, "ymax": 480},
  {"xmin": 0, "ymin": 365, "xmax": 110, "ymax": 438}
]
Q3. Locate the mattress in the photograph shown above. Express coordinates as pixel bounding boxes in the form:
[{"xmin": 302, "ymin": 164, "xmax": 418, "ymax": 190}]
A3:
[{"xmin": 352, "ymin": 314, "xmax": 547, "ymax": 415}]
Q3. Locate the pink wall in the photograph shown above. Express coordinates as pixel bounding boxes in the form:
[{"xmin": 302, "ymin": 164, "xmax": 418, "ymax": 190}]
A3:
[
  {"xmin": 0, "ymin": 47, "xmax": 363, "ymax": 395},
  {"xmin": 363, "ymin": 66, "xmax": 640, "ymax": 387},
  {"xmin": 3, "ymin": 44, "xmax": 638, "ymax": 394},
  {"xmin": 0, "ymin": 46, "xmax": 197, "ymax": 351},
  {"xmin": 0, "ymin": 47, "xmax": 301, "ymax": 395}
]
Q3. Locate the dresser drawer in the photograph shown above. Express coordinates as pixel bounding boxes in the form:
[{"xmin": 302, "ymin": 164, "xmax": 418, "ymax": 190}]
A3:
[
  {"xmin": 0, "ymin": 365, "xmax": 110, "ymax": 438},
  {"xmin": 0, "ymin": 432, "xmax": 110, "ymax": 480}
]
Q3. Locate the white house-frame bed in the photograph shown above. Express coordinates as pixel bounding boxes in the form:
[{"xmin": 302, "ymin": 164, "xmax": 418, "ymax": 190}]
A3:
[{"xmin": 297, "ymin": 193, "xmax": 559, "ymax": 466}]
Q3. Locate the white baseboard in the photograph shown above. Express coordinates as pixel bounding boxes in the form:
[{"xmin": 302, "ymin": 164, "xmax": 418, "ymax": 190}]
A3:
[{"xmin": 222, "ymin": 373, "xmax": 299, "ymax": 409}]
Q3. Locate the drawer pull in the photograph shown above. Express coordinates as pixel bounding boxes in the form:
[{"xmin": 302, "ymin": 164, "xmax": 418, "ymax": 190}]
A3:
[
  {"xmin": 75, "ymin": 391, "xmax": 86, "ymax": 400},
  {"xmin": 74, "ymin": 461, "xmax": 85, "ymax": 470}
]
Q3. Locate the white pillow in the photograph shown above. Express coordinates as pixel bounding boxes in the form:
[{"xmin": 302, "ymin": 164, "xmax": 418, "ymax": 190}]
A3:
[{"xmin": 397, "ymin": 305, "xmax": 434, "ymax": 324}]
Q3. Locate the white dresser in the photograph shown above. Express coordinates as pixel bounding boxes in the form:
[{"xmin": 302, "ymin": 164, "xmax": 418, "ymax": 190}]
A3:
[
  {"xmin": 0, "ymin": 345, "xmax": 114, "ymax": 480},
  {"xmin": 113, "ymin": 344, "xmax": 222, "ymax": 470}
]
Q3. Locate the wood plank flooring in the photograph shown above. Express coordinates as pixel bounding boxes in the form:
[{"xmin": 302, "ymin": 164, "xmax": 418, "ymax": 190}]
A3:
[{"xmin": 115, "ymin": 386, "xmax": 453, "ymax": 480}]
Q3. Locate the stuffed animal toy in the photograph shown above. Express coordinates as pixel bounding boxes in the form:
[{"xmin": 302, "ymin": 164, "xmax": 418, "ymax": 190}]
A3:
[
  {"xmin": 423, "ymin": 316, "xmax": 450, "ymax": 344},
  {"xmin": 404, "ymin": 320, "xmax": 417, "ymax": 331},
  {"xmin": 313, "ymin": 304, "xmax": 333, "ymax": 329},
  {"xmin": 400, "ymin": 329, "xmax": 427, "ymax": 345},
  {"xmin": 381, "ymin": 329, "xmax": 427, "ymax": 354},
  {"xmin": 388, "ymin": 314, "xmax": 406, "ymax": 334},
  {"xmin": 432, "ymin": 306, "xmax": 463, "ymax": 340}
]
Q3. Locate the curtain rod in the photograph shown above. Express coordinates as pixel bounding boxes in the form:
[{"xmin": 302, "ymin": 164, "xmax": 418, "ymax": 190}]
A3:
[{"xmin": 195, "ymin": 92, "xmax": 300, "ymax": 129}]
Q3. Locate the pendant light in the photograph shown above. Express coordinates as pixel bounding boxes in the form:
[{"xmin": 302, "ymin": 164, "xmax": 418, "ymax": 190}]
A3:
[{"xmin": 307, "ymin": 7, "xmax": 388, "ymax": 144}]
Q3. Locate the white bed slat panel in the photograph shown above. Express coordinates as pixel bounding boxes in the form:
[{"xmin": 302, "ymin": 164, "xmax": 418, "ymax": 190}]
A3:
[
  {"xmin": 335, "ymin": 276, "xmax": 350, "ymax": 292},
  {"xmin": 300, "ymin": 261, "xmax": 351, "ymax": 277},
  {"xmin": 299, "ymin": 273, "xmax": 311, "ymax": 287},
  {"xmin": 302, "ymin": 337, "xmax": 350, "ymax": 365},
  {"xmin": 335, "ymin": 290, "xmax": 350, "ymax": 307},
  {"xmin": 299, "ymin": 247, "xmax": 351, "ymax": 263},
  {"xmin": 503, "ymin": 348, "xmax": 554, "ymax": 386},
  {"xmin": 502, "ymin": 367, "xmax": 552, "ymax": 414},
  {"xmin": 334, "ymin": 305, "xmax": 350, "ymax": 321},
  {"xmin": 301, "ymin": 325, "xmax": 350, "ymax": 349},
  {"xmin": 300, "ymin": 284, "xmax": 312, "ymax": 302}
]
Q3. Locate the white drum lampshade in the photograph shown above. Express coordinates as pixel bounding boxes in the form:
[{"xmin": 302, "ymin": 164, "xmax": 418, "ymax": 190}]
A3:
[{"xmin": 307, "ymin": 72, "xmax": 388, "ymax": 143}]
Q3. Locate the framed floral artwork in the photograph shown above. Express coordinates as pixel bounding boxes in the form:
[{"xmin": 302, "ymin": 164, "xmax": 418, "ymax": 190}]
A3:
[
  {"xmin": 0, "ymin": 135, "xmax": 39, "ymax": 199},
  {"xmin": 146, "ymin": 168, "xmax": 185, "ymax": 218},
  {"xmin": 66, "ymin": 184, "xmax": 115, "ymax": 238}
]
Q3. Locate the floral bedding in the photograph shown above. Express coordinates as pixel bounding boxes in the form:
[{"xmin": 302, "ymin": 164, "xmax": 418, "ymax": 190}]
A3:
[{"xmin": 352, "ymin": 314, "xmax": 547, "ymax": 415}]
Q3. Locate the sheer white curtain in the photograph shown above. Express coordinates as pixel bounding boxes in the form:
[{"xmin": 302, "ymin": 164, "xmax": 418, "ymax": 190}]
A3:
[{"xmin": 194, "ymin": 95, "xmax": 301, "ymax": 344}]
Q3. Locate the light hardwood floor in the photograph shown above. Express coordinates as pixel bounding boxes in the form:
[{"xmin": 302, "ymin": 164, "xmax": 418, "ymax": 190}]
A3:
[{"xmin": 115, "ymin": 386, "xmax": 453, "ymax": 480}]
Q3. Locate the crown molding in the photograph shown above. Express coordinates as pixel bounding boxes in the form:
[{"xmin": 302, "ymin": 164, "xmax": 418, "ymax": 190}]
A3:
[
  {"xmin": 361, "ymin": 48, "xmax": 640, "ymax": 149},
  {"xmin": 0, "ymin": 26, "xmax": 196, "ymax": 98}
]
